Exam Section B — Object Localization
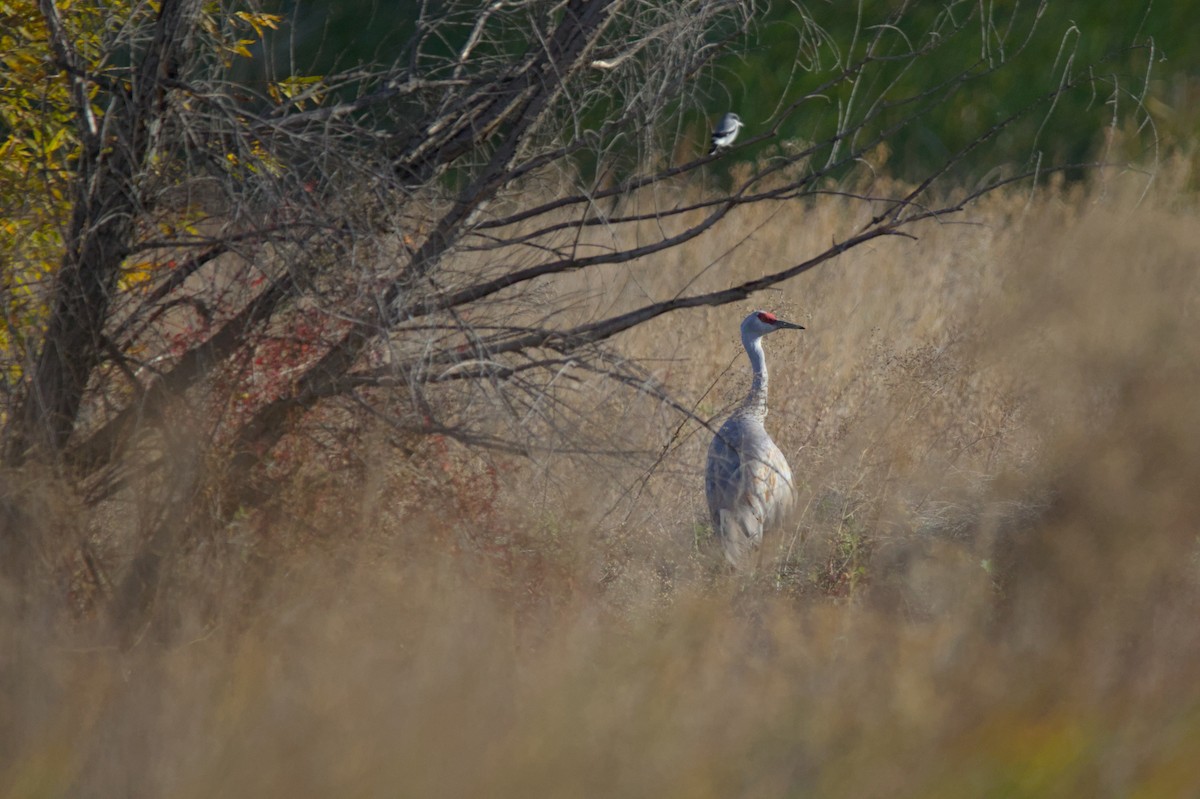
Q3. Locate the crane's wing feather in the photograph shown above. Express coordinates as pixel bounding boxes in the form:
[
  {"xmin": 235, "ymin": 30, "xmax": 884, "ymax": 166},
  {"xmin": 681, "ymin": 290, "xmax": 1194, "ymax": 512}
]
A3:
[{"xmin": 705, "ymin": 418, "xmax": 795, "ymax": 566}]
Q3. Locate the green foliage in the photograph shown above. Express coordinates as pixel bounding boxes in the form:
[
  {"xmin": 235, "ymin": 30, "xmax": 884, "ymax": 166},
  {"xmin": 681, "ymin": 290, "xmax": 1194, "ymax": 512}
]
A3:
[
  {"xmin": 254, "ymin": 1, "xmax": 1186, "ymax": 181},
  {"xmin": 713, "ymin": 0, "xmax": 1169, "ymax": 180}
]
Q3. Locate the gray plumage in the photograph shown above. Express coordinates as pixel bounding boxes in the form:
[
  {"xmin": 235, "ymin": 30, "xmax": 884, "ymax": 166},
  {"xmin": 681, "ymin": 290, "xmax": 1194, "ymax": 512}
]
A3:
[
  {"xmin": 709, "ymin": 112, "xmax": 744, "ymax": 155},
  {"xmin": 705, "ymin": 310, "xmax": 803, "ymax": 568}
]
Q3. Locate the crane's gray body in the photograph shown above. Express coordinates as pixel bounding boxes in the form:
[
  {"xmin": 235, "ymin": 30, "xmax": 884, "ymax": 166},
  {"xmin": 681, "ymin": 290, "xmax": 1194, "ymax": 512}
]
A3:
[{"xmin": 705, "ymin": 311, "xmax": 801, "ymax": 567}]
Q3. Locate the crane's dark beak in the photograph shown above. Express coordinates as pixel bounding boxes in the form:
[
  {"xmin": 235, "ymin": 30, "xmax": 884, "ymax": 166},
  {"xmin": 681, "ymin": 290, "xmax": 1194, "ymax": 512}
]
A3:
[{"xmin": 777, "ymin": 320, "xmax": 804, "ymax": 330}]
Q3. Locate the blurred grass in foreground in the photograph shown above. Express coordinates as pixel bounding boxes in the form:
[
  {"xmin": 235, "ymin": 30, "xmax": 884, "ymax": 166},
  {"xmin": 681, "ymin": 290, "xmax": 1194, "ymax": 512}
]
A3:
[{"xmin": 3, "ymin": 167, "xmax": 1200, "ymax": 797}]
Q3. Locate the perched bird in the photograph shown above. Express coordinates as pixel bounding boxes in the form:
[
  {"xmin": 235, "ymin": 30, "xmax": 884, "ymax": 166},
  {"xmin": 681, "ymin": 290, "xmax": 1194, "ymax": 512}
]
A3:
[
  {"xmin": 708, "ymin": 112, "xmax": 745, "ymax": 155},
  {"xmin": 705, "ymin": 310, "xmax": 803, "ymax": 568}
]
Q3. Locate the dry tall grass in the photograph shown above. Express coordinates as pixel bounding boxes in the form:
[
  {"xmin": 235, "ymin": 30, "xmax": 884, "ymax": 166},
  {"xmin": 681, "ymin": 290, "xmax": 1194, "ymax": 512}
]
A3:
[{"xmin": 3, "ymin": 169, "xmax": 1200, "ymax": 797}]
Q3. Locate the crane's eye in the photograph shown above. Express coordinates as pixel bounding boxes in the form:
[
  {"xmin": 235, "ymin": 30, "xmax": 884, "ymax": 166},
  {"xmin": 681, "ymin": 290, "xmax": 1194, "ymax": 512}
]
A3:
[{"xmin": 757, "ymin": 312, "xmax": 777, "ymax": 324}]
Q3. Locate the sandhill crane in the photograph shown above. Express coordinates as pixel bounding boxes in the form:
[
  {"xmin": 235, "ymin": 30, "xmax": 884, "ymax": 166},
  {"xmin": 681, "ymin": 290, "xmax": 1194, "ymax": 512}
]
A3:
[
  {"xmin": 705, "ymin": 310, "xmax": 803, "ymax": 568},
  {"xmin": 709, "ymin": 112, "xmax": 745, "ymax": 155}
]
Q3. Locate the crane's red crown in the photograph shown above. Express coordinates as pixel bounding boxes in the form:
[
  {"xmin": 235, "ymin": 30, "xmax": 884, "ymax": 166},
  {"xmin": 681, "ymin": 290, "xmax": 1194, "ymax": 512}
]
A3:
[{"xmin": 756, "ymin": 311, "xmax": 778, "ymax": 324}]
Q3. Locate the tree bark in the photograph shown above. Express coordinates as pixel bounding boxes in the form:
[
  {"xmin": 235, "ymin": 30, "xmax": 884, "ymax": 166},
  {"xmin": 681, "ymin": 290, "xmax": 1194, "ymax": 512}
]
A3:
[{"xmin": 4, "ymin": 0, "xmax": 199, "ymax": 465}]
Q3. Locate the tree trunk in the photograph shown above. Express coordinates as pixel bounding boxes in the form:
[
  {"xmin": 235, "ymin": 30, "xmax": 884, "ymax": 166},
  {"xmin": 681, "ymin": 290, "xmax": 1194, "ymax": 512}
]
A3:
[
  {"xmin": 9, "ymin": 175, "xmax": 133, "ymax": 461},
  {"xmin": 3, "ymin": 0, "xmax": 199, "ymax": 465}
]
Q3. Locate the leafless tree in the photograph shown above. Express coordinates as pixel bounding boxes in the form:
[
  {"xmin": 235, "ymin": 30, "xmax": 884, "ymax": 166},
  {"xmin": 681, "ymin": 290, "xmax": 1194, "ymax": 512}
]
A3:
[{"xmin": 0, "ymin": 0, "xmax": 1153, "ymax": 625}]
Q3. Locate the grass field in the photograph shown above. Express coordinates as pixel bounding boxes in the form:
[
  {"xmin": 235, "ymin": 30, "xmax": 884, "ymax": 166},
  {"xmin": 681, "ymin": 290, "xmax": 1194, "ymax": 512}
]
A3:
[{"xmin": 3, "ymin": 167, "xmax": 1199, "ymax": 797}]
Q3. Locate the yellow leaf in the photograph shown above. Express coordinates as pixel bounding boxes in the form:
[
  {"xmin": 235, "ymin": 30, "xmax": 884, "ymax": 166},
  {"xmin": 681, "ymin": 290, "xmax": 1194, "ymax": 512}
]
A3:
[
  {"xmin": 234, "ymin": 11, "xmax": 281, "ymax": 38},
  {"xmin": 118, "ymin": 260, "xmax": 158, "ymax": 291}
]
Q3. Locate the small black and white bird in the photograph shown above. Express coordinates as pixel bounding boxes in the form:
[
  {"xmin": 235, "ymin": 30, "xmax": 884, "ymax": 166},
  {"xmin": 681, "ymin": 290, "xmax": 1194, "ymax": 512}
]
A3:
[{"xmin": 709, "ymin": 112, "xmax": 745, "ymax": 155}]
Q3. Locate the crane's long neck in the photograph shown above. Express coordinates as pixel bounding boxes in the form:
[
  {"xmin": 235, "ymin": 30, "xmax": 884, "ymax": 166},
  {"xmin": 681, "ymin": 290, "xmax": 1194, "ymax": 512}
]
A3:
[{"xmin": 740, "ymin": 333, "xmax": 769, "ymax": 421}]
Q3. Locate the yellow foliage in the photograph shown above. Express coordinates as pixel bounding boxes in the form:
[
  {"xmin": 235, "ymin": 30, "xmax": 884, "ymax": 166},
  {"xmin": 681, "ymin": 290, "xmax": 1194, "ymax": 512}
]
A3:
[
  {"xmin": 233, "ymin": 10, "xmax": 281, "ymax": 38},
  {"xmin": 117, "ymin": 260, "xmax": 162, "ymax": 292},
  {"xmin": 269, "ymin": 74, "xmax": 324, "ymax": 109},
  {"xmin": 0, "ymin": 0, "xmax": 113, "ymax": 358},
  {"xmin": 0, "ymin": 0, "xmax": 280, "ymax": 361}
]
